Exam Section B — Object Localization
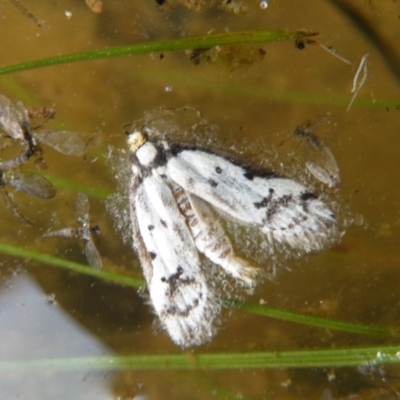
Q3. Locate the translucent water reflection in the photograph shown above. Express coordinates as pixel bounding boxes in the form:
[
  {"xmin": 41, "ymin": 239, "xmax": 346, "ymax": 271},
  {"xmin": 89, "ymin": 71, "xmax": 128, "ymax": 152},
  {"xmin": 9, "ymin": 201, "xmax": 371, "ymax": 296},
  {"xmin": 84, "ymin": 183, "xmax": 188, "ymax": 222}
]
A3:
[{"xmin": 0, "ymin": 273, "xmax": 110, "ymax": 399}]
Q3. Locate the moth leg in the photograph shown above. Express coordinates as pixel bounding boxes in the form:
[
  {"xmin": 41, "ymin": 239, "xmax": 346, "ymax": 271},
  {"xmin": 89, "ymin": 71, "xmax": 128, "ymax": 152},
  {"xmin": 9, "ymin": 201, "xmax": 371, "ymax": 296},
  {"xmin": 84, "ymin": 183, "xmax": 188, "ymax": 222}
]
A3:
[{"xmin": 173, "ymin": 185, "xmax": 259, "ymax": 287}]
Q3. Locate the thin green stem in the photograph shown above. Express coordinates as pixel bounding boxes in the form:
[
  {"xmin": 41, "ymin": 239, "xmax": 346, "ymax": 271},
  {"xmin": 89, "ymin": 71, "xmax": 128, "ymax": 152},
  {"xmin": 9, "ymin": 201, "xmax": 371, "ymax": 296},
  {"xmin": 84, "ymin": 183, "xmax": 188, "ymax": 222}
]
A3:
[
  {"xmin": 0, "ymin": 242, "xmax": 142, "ymax": 288},
  {"xmin": 237, "ymin": 301, "xmax": 390, "ymax": 336},
  {"xmin": 0, "ymin": 30, "xmax": 316, "ymax": 75},
  {"xmin": 0, "ymin": 242, "xmax": 393, "ymax": 338},
  {"xmin": 1, "ymin": 345, "xmax": 399, "ymax": 371}
]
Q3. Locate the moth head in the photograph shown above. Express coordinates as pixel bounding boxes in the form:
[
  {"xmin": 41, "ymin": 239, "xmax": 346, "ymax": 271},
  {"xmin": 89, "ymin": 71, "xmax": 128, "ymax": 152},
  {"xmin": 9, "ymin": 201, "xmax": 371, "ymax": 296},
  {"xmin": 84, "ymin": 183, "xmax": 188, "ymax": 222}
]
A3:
[{"xmin": 127, "ymin": 131, "xmax": 147, "ymax": 153}]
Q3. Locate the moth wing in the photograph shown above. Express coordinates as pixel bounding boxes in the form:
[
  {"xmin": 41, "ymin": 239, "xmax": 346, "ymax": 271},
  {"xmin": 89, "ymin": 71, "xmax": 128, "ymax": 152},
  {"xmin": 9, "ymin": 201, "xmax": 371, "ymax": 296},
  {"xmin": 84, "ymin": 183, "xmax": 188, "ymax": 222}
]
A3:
[
  {"xmin": 173, "ymin": 185, "xmax": 258, "ymax": 286},
  {"xmin": 166, "ymin": 149, "xmax": 336, "ymax": 252},
  {"xmin": 130, "ymin": 173, "xmax": 218, "ymax": 347}
]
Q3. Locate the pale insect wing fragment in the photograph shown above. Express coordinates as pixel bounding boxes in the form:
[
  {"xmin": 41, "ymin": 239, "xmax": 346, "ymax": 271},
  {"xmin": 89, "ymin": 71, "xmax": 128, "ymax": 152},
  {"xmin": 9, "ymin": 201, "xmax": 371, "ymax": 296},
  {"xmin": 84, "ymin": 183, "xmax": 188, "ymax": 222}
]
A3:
[
  {"xmin": 305, "ymin": 145, "xmax": 341, "ymax": 188},
  {"xmin": 76, "ymin": 192, "xmax": 102, "ymax": 269},
  {"xmin": 295, "ymin": 116, "xmax": 341, "ymax": 188},
  {"xmin": 165, "ymin": 148, "xmax": 336, "ymax": 253},
  {"xmin": 34, "ymin": 130, "xmax": 86, "ymax": 156},
  {"xmin": 44, "ymin": 227, "xmax": 81, "ymax": 238},
  {"xmin": 306, "ymin": 161, "xmax": 336, "ymax": 188},
  {"xmin": 131, "ymin": 172, "xmax": 217, "ymax": 347},
  {"xmin": 0, "ymin": 94, "xmax": 24, "ymax": 140},
  {"xmin": 321, "ymin": 146, "xmax": 340, "ymax": 175},
  {"xmin": 173, "ymin": 184, "xmax": 259, "ymax": 286},
  {"xmin": 76, "ymin": 192, "xmax": 90, "ymax": 225},
  {"xmin": 84, "ymin": 133, "xmax": 103, "ymax": 152},
  {"xmin": 5, "ymin": 171, "xmax": 56, "ymax": 199},
  {"xmin": 84, "ymin": 239, "xmax": 103, "ymax": 270},
  {"xmin": 15, "ymin": 101, "xmax": 30, "ymax": 125}
]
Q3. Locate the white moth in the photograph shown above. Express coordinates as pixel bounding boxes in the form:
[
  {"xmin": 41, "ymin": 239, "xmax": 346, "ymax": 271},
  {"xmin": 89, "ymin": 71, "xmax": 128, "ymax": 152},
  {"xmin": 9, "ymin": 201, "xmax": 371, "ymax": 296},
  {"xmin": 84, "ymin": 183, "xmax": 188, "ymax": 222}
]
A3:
[{"xmin": 126, "ymin": 123, "xmax": 337, "ymax": 348}]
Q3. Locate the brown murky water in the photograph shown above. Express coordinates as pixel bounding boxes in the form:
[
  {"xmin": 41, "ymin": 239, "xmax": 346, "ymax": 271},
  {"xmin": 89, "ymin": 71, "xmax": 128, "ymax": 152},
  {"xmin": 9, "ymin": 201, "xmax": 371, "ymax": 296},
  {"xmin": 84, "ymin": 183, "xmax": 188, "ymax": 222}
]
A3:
[{"xmin": 1, "ymin": 0, "xmax": 400, "ymax": 399}]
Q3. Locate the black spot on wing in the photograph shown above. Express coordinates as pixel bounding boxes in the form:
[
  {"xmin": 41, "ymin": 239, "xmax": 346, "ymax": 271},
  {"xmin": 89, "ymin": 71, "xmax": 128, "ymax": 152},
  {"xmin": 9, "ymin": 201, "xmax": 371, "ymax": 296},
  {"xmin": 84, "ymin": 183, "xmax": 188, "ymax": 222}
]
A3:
[
  {"xmin": 241, "ymin": 166, "xmax": 280, "ymax": 180},
  {"xmin": 254, "ymin": 197, "xmax": 270, "ymax": 209},
  {"xmin": 254, "ymin": 188, "xmax": 275, "ymax": 209},
  {"xmin": 160, "ymin": 266, "xmax": 197, "ymax": 301},
  {"xmin": 151, "ymin": 144, "xmax": 168, "ymax": 168},
  {"xmin": 168, "ymin": 142, "xmax": 280, "ymax": 180},
  {"xmin": 244, "ymin": 171, "xmax": 254, "ymax": 180},
  {"xmin": 160, "ymin": 219, "xmax": 168, "ymax": 228},
  {"xmin": 148, "ymin": 224, "xmax": 155, "ymax": 231},
  {"xmin": 208, "ymin": 179, "xmax": 218, "ymax": 187},
  {"xmin": 280, "ymin": 194, "xmax": 293, "ymax": 206},
  {"xmin": 300, "ymin": 191, "xmax": 317, "ymax": 201},
  {"xmin": 149, "ymin": 251, "xmax": 157, "ymax": 260}
]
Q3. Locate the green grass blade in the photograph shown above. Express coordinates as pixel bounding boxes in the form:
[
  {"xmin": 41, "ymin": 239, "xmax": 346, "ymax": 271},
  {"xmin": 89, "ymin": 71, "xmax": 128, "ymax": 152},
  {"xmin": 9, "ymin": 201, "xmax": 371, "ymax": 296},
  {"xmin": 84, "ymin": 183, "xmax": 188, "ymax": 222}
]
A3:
[
  {"xmin": 237, "ymin": 301, "xmax": 390, "ymax": 336},
  {"xmin": 1, "ymin": 345, "xmax": 399, "ymax": 371},
  {"xmin": 0, "ymin": 242, "xmax": 142, "ymax": 288},
  {"xmin": 0, "ymin": 30, "xmax": 316, "ymax": 76},
  {"xmin": 0, "ymin": 242, "xmax": 392, "ymax": 337}
]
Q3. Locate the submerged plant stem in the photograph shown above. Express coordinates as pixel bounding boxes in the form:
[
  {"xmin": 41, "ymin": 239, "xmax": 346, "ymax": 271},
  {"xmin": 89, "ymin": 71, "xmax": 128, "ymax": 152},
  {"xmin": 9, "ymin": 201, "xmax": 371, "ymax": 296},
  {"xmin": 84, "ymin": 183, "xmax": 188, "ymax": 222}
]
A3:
[
  {"xmin": 0, "ymin": 30, "xmax": 316, "ymax": 75},
  {"xmin": 237, "ymin": 301, "xmax": 389, "ymax": 336},
  {"xmin": 1, "ymin": 344, "xmax": 400, "ymax": 371},
  {"xmin": 0, "ymin": 242, "xmax": 142, "ymax": 288},
  {"xmin": 0, "ymin": 242, "xmax": 393, "ymax": 338}
]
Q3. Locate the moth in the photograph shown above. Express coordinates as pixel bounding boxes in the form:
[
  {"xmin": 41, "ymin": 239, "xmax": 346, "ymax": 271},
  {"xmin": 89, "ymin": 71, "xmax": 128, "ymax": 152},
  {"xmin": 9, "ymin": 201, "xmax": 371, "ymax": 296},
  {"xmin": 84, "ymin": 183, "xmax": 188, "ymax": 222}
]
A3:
[{"xmin": 126, "ymin": 116, "xmax": 337, "ymax": 348}]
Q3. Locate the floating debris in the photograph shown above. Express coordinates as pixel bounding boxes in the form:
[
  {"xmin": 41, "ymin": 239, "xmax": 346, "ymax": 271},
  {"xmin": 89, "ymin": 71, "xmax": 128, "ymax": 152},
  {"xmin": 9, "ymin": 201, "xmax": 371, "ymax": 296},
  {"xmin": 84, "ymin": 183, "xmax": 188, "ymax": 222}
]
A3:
[
  {"xmin": 8, "ymin": 0, "xmax": 42, "ymax": 27},
  {"xmin": 347, "ymin": 53, "xmax": 369, "ymax": 111},
  {"xmin": 64, "ymin": 10, "xmax": 73, "ymax": 20},
  {"xmin": 174, "ymin": 0, "xmax": 247, "ymax": 13},
  {"xmin": 295, "ymin": 37, "xmax": 352, "ymax": 65},
  {"xmin": 44, "ymin": 193, "xmax": 102, "ymax": 270},
  {"xmin": 84, "ymin": 0, "xmax": 102, "ymax": 14},
  {"xmin": 188, "ymin": 45, "xmax": 266, "ymax": 69}
]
